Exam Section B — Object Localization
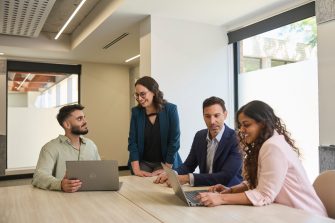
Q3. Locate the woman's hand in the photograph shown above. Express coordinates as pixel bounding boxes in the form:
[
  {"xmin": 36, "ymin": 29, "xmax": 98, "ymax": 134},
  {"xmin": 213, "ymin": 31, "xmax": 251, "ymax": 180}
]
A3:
[
  {"xmin": 133, "ymin": 169, "xmax": 152, "ymax": 177},
  {"xmin": 131, "ymin": 161, "xmax": 152, "ymax": 177},
  {"xmin": 197, "ymin": 192, "xmax": 225, "ymax": 207}
]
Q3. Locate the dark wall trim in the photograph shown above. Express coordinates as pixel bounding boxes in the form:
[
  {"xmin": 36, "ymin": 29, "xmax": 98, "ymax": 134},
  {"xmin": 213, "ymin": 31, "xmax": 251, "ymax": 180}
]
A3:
[
  {"xmin": 119, "ymin": 166, "xmax": 130, "ymax": 171},
  {"xmin": 233, "ymin": 42, "xmax": 240, "ymax": 114},
  {"xmin": 0, "ymin": 166, "xmax": 130, "ymax": 181},
  {"xmin": 227, "ymin": 1, "xmax": 315, "ymax": 44},
  {"xmin": 7, "ymin": 60, "xmax": 81, "ymax": 74},
  {"xmin": 0, "ymin": 173, "xmax": 33, "ymax": 181}
]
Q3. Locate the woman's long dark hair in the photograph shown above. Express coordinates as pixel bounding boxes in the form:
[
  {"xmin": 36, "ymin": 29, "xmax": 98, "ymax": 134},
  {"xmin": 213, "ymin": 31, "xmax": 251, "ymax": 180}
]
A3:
[
  {"xmin": 236, "ymin": 100, "xmax": 300, "ymax": 189},
  {"xmin": 135, "ymin": 76, "xmax": 167, "ymax": 111}
]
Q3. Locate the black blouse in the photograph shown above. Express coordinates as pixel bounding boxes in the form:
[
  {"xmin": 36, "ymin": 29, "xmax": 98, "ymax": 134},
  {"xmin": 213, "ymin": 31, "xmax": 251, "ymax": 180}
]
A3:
[{"xmin": 143, "ymin": 114, "xmax": 163, "ymax": 162}]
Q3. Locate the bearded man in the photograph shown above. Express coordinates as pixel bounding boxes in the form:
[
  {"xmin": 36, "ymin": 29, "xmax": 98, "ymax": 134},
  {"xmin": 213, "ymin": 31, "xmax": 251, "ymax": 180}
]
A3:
[{"xmin": 32, "ymin": 104, "xmax": 100, "ymax": 192}]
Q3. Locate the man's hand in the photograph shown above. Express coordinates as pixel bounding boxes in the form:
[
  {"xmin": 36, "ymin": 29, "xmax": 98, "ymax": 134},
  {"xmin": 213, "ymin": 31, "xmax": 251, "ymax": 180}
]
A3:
[
  {"xmin": 153, "ymin": 172, "xmax": 168, "ymax": 184},
  {"xmin": 208, "ymin": 184, "xmax": 231, "ymax": 193},
  {"xmin": 61, "ymin": 175, "xmax": 82, "ymax": 193},
  {"xmin": 165, "ymin": 175, "xmax": 190, "ymax": 187},
  {"xmin": 152, "ymin": 169, "xmax": 164, "ymax": 176}
]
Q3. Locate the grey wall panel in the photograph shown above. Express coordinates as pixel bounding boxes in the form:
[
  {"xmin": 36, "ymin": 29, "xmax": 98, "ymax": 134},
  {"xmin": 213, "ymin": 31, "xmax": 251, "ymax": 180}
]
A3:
[
  {"xmin": 0, "ymin": 60, "xmax": 6, "ymax": 175},
  {"xmin": 0, "ymin": 135, "xmax": 6, "ymax": 176},
  {"xmin": 319, "ymin": 146, "xmax": 335, "ymax": 173},
  {"xmin": 316, "ymin": 0, "xmax": 335, "ymax": 24}
]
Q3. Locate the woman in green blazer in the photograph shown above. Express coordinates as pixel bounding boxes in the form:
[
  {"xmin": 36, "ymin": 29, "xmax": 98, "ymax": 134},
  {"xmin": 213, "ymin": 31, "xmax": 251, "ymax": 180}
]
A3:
[{"xmin": 128, "ymin": 76, "xmax": 182, "ymax": 177}]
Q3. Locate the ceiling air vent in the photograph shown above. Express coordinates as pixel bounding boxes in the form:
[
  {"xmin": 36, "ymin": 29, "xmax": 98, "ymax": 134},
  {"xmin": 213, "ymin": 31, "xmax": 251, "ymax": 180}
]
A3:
[
  {"xmin": 102, "ymin": 33, "xmax": 129, "ymax": 49},
  {"xmin": 0, "ymin": 0, "xmax": 56, "ymax": 37}
]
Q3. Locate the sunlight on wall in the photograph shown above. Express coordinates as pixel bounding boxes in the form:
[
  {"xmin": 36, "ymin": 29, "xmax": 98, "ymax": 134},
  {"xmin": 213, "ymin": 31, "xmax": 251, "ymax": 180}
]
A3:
[{"xmin": 238, "ymin": 58, "xmax": 319, "ymax": 182}]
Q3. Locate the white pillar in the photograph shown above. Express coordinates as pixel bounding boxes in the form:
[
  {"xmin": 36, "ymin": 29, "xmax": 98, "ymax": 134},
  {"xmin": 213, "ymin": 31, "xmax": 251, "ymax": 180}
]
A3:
[
  {"xmin": 139, "ymin": 17, "xmax": 151, "ymax": 77},
  {"xmin": 141, "ymin": 16, "xmax": 231, "ymax": 160},
  {"xmin": 317, "ymin": 0, "xmax": 335, "ymax": 145}
]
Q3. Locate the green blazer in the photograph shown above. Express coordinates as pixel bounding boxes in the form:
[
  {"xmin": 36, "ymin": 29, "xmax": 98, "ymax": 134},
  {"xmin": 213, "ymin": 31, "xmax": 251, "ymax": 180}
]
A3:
[{"xmin": 128, "ymin": 102, "xmax": 182, "ymax": 170}]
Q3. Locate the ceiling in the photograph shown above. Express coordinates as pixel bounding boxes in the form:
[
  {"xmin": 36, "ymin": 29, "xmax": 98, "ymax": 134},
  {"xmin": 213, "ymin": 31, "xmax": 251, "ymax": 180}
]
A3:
[{"xmin": 0, "ymin": 0, "xmax": 311, "ymax": 67}]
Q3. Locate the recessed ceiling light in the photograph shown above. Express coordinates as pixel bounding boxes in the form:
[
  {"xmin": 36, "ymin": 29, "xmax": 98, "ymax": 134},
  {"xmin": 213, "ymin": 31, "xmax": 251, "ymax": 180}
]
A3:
[
  {"xmin": 54, "ymin": 0, "xmax": 87, "ymax": 40},
  {"xmin": 125, "ymin": 54, "xmax": 140, "ymax": 63},
  {"xmin": 0, "ymin": 52, "xmax": 4, "ymax": 55}
]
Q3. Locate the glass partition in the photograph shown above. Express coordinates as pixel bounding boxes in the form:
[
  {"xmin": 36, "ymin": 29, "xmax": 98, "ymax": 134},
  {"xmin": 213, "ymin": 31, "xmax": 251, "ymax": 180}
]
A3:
[{"xmin": 6, "ymin": 61, "xmax": 80, "ymax": 174}]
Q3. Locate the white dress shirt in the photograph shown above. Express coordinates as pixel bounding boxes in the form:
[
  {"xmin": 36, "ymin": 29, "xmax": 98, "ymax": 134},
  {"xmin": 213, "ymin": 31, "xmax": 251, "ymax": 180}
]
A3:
[{"xmin": 188, "ymin": 126, "xmax": 225, "ymax": 186}]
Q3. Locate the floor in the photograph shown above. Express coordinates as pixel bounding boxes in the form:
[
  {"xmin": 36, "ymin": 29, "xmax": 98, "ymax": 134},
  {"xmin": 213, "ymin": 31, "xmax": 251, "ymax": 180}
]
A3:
[{"xmin": 0, "ymin": 170, "xmax": 131, "ymax": 187}]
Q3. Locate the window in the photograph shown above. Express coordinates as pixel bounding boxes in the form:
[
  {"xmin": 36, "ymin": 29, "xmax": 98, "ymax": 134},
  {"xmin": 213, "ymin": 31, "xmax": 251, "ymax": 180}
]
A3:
[
  {"xmin": 229, "ymin": 3, "xmax": 319, "ymax": 181},
  {"xmin": 242, "ymin": 57, "xmax": 262, "ymax": 72},
  {"xmin": 240, "ymin": 17, "xmax": 317, "ymax": 72},
  {"xmin": 271, "ymin": 59, "xmax": 292, "ymax": 67}
]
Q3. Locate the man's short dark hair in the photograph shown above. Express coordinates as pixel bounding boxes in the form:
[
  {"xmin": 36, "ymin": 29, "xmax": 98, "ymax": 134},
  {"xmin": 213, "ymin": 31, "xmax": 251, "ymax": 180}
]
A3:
[
  {"xmin": 203, "ymin": 96, "xmax": 226, "ymax": 113},
  {"xmin": 57, "ymin": 104, "xmax": 85, "ymax": 127}
]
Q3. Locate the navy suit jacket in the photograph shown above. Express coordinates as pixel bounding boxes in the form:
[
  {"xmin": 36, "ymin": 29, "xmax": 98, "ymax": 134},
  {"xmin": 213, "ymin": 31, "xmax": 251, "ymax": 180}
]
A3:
[
  {"xmin": 128, "ymin": 102, "xmax": 182, "ymax": 170},
  {"xmin": 177, "ymin": 125, "xmax": 242, "ymax": 187}
]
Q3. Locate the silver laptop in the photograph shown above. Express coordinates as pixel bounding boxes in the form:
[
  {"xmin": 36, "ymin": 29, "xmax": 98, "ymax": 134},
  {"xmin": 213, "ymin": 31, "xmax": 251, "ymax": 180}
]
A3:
[
  {"xmin": 162, "ymin": 163, "xmax": 207, "ymax": 206},
  {"xmin": 66, "ymin": 160, "xmax": 121, "ymax": 191}
]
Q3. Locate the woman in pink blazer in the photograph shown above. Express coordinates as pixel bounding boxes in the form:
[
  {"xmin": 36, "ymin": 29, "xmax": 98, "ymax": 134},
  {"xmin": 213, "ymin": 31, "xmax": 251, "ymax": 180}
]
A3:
[{"xmin": 198, "ymin": 100, "xmax": 327, "ymax": 217}]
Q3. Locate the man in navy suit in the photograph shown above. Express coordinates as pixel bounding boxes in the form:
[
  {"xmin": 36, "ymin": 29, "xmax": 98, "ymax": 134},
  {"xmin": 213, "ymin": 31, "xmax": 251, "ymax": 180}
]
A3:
[{"xmin": 154, "ymin": 96, "xmax": 242, "ymax": 187}]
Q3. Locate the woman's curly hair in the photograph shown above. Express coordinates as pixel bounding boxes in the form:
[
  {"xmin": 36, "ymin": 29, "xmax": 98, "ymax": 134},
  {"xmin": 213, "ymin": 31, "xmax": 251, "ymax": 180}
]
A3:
[
  {"xmin": 236, "ymin": 100, "xmax": 300, "ymax": 189},
  {"xmin": 135, "ymin": 76, "xmax": 167, "ymax": 111}
]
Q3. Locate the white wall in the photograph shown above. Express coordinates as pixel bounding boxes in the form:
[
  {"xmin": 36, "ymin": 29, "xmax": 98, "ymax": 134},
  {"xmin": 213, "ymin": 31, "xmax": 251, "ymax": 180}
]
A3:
[
  {"xmin": 140, "ymin": 17, "xmax": 151, "ymax": 76},
  {"xmin": 7, "ymin": 107, "xmax": 62, "ymax": 169},
  {"xmin": 149, "ymin": 16, "xmax": 231, "ymax": 160},
  {"xmin": 318, "ymin": 20, "xmax": 335, "ymax": 146},
  {"xmin": 129, "ymin": 66, "xmax": 139, "ymax": 108},
  {"xmin": 81, "ymin": 62, "xmax": 130, "ymax": 166}
]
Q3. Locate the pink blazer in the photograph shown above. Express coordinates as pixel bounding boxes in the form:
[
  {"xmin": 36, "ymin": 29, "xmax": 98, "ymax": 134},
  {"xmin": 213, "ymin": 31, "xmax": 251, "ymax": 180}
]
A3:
[{"xmin": 244, "ymin": 132, "xmax": 327, "ymax": 217}]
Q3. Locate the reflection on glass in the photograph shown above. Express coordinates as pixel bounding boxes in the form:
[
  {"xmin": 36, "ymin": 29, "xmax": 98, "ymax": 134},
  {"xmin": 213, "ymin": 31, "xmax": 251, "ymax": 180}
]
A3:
[
  {"xmin": 7, "ymin": 72, "xmax": 78, "ymax": 108},
  {"xmin": 240, "ymin": 17, "xmax": 317, "ymax": 73}
]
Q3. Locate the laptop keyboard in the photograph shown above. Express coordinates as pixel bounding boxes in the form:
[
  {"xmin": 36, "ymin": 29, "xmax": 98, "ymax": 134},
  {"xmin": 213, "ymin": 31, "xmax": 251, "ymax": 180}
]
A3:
[{"xmin": 185, "ymin": 190, "xmax": 208, "ymax": 203}]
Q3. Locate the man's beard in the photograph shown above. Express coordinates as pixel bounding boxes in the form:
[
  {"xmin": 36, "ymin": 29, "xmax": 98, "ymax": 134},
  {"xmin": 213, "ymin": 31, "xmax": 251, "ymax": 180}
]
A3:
[{"xmin": 71, "ymin": 125, "xmax": 88, "ymax": 135}]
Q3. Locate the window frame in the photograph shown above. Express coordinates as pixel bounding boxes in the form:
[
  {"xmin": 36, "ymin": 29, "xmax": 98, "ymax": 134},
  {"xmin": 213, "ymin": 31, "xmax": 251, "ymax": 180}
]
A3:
[{"xmin": 229, "ymin": 2, "xmax": 316, "ymax": 113}]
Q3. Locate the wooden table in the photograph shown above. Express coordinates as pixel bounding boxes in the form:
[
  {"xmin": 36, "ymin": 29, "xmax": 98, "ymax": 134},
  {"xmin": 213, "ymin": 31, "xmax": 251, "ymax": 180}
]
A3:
[
  {"xmin": 118, "ymin": 176, "xmax": 335, "ymax": 223},
  {"xmin": 0, "ymin": 182, "xmax": 160, "ymax": 223},
  {"xmin": 0, "ymin": 176, "xmax": 334, "ymax": 223}
]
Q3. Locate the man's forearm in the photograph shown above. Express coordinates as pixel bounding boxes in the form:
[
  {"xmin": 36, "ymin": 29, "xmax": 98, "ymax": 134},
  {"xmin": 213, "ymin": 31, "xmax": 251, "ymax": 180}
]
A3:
[{"xmin": 32, "ymin": 171, "xmax": 62, "ymax": 190}]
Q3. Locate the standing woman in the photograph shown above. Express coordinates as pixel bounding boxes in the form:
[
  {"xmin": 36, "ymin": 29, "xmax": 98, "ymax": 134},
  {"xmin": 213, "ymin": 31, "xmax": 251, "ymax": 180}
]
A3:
[
  {"xmin": 198, "ymin": 100, "xmax": 327, "ymax": 217},
  {"xmin": 128, "ymin": 76, "xmax": 182, "ymax": 177}
]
